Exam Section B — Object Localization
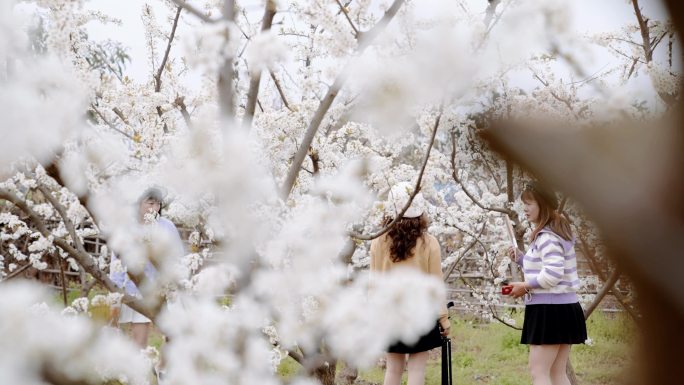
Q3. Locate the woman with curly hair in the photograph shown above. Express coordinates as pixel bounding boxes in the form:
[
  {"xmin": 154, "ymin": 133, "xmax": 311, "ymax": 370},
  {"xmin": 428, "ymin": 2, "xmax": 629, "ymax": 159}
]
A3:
[{"xmin": 370, "ymin": 182, "xmax": 450, "ymax": 385}]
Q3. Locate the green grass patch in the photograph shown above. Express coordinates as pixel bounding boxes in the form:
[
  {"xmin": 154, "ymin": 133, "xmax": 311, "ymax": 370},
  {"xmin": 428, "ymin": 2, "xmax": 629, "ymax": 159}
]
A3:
[{"xmin": 275, "ymin": 310, "xmax": 634, "ymax": 385}]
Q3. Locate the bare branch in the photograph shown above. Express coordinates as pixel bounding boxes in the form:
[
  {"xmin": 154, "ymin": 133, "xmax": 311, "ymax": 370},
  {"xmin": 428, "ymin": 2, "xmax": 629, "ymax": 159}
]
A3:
[
  {"xmin": 532, "ymin": 72, "xmax": 580, "ymax": 119},
  {"xmin": 153, "ymin": 6, "xmax": 183, "ymax": 133},
  {"xmin": 579, "ymin": 237, "xmax": 640, "ymax": 321},
  {"xmin": 650, "ymin": 30, "xmax": 669, "ymax": 52},
  {"xmin": 478, "ymin": 0, "xmax": 509, "ymax": 50},
  {"xmin": 631, "ymin": 0, "xmax": 653, "ymax": 62},
  {"xmin": 169, "ymin": 0, "xmax": 220, "ymax": 23},
  {"xmin": 483, "ymin": 0, "xmax": 501, "ymax": 28},
  {"xmin": 584, "ymin": 264, "xmax": 621, "ymax": 319},
  {"xmin": 244, "ymin": 0, "xmax": 277, "ymax": 128},
  {"xmin": 0, "ymin": 187, "xmax": 155, "ymax": 319},
  {"xmin": 174, "ymin": 95, "xmax": 193, "ymax": 128},
  {"xmin": 443, "ymin": 220, "xmax": 486, "ymax": 282},
  {"xmin": 451, "ymin": 130, "xmax": 512, "ymax": 215},
  {"xmin": 357, "ymin": 0, "xmax": 405, "ymax": 45},
  {"xmin": 626, "ymin": 57, "xmax": 640, "ymax": 80},
  {"xmin": 218, "ymin": 0, "xmax": 237, "ymax": 120},
  {"xmin": 335, "ymin": 0, "xmax": 360, "ymax": 38},
  {"xmin": 3, "ymin": 263, "xmax": 32, "ymax": 280},
  {"xmin": 90, "ymin": 105, "xmax": 134, "ymax": 140},
  {"xmin": 112, "ymin": 107, "xmax": 130, "ymax": 125},
  {"xmin": 281, "ymin": 0, "xmax": 407, "ymax": 198},
  {"xmin": 36, "ymin": 183, "xmax": 88, "ymax": 256},
  {"xmin": 54, "ymin": 253, "xmax": 68, "ymax": 306},
  {"xmin": 349, "ymin": 106, "xmax": 442, "ymax": 241},
  {"xmin": 269, "ymin": 70, "xmax": 293, "ymax": 111},
  {"xmin": 456, "ymin": 266, "xmax": 522, "ymax": 330},
  {"xmin": 309, "ymin": 148, "xmax": 320, "ymax": 175},
  {"xmin": 155, "ymin": 6, "xmax": 182, "ymax": 93}
]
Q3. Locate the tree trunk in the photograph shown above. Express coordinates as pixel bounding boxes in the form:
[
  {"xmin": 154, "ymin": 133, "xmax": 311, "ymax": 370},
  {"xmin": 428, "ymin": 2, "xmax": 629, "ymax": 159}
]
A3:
[
  {"xmin": 337, "ymin": 364, "xmax": 358, "ymax": 385},
  {"xmin": 312, "ymin": 359, "xmax": 337, "ymax": 385}
]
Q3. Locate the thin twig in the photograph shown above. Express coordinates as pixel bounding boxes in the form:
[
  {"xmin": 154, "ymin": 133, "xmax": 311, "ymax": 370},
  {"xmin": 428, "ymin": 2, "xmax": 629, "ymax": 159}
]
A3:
[
  {"xmin": 0, "ymin": 188, "xmax": 155, "ymax": 319},
  {"xmin": 3, "ymin": 263, "xmax": 32, "ymax": 280},
  {"xmin": 55, "ymin": 253, "xmax": 68, "ymax": 306},
  {"xmin": 532, "ymin": 72, "xmax": 580, "ymax": 119},
  {"xmin": 349, "ymin": 106, "xmax": 442, "ymax": 241},
  {"xmin": 335, "ymin": 0, "xmax": 360, "ymax": 38},
  {"xmin": 90, "ymin": 105, "xmax": 134, "ymax": 140},
  {"xmin": 443, "ymin": 220, "xmax": 487, "ymax": 282},
  {"xmin": 281, "ymin": 0, "xmax": 408, "ymax": 198},
  {"xmin": 579, "ymin": 237, "xmax": 640, "ymax": 321},
  {"xmin": 584, "ymin": 267, "xmax": 620, "ymax": 319},
  {"xmin": 244, "ymin": 0, "xmax": 277, "ymax": 128},
  {"xmin": 269, "ymin": 70, "xmax": 293, "ymax": 111},
  {"xmin": 451, "ymin": 130, "xmax": 512, "ymax": 215},
  {"xmin": 169, "ymin": 0, "xmax": 219, "ymax": 23},
  {"xmin": 174, "ymin": 95, "xmax": 193, "ymax": 128},
  {"xmin": 36, "ymin": 183, "xmax": 88, "ymax": 256},
  {"xmin": 155, "ymin": 6, "xmax": 182, "ymax": 92},
  {"xmin": 154, "ymin": 6, "xmax": 182, "ymax": 133}
]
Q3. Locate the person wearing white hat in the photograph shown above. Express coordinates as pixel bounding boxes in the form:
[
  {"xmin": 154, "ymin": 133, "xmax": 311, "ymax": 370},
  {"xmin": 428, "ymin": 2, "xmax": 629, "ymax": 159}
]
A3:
[{"xmin": 370, "ymin": 182, "xmax": 450, "ymax": 385}]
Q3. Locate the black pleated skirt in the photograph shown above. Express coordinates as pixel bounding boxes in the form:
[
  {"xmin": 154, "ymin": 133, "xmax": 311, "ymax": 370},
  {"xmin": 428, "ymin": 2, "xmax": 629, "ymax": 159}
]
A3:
[
  {"xmin": 388, "ymin": 322, "xmax": 442, "ymax": 354},
  {"xmin": 521, "ymin": 302, "xmax": 587, "ymax": 345}
]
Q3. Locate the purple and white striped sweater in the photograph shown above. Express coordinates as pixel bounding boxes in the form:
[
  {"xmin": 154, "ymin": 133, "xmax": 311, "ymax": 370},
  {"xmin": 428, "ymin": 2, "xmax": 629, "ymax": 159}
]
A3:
[{"xmin": 518, "ymin": 227, "xmax": 580, "ymax": 305}]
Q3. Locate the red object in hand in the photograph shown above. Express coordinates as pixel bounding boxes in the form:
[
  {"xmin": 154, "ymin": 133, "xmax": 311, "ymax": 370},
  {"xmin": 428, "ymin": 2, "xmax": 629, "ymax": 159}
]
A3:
[{"xmin": 501, "ymin": 285, "xmax": 513, "ymax": 295}]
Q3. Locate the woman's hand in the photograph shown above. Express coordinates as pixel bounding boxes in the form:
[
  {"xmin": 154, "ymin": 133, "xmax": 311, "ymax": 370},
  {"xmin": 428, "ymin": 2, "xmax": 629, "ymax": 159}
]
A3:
[
  {"xmin": 507, "ymin": 247, "xmax": 522, "ymax": 262},
  {"xmin": 440, "ymin": 324, "xmax": 450, "ymax": 337},
  {"xmin": 508, "ymin": 281, "xmax": 529, "ymax": 298}
]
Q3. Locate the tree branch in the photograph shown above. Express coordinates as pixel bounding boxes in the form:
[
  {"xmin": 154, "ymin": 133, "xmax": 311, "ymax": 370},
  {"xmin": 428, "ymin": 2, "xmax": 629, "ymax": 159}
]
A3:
[
  {"xmin": 532, "ymin": 72, "xmax": 580, "ymax": 119},
  {"xmin": 349, "ymin": 107, "xmax": 442, "ymax": 241},
  {"xmin": 90, "ymin": 105, "xmax": 134, "ymax": 140},
  {"xmin": 451, "ymin": 130, "xmax": 512, "ymax": 215},
  {"xmin": 0, "ymin": 188, "xmax": 155, "ymax": 319},
  {"xmin": 269, "ymin": 70, "xmax": 293, "ymax": 111},
  {"xmin": 169, "ymin": 0, "xmax": 220, "ymax": 23},
  {"xmin": 335, "ymin": 0, "xmax": 360, "ymax": 38},
  {"xmin": 584, "ymin": 266, "xmax": 620, "ymax": 319},
  {"xmin": 244, "ymin": 0, "xmax": 277, "ymax": 128},
  {"xmin": 155, "ymin": 6, "xmax": 182, "ymax": 93},
  {"xmin": 443, "ymin": 220, "xmax": 486, "ymax": 282},
  {"xmin": 483, "ymin": 0, "xmax": 501, "ymax": 29},
  {"xmin": 174, "ymin": 95, "xmax": 193, "ymax": 128},
  {"xmin": 281, "ymin": 0, "xmax": 407, "ymax": 198},
  {"xmin": 36, "ymin": 183, "xmax": 88, "ymax": 256},
  {"xmin": 579, "ymin": 237, "xmax": 640, "ymax": 321},
  {"xmin": 631, "ymin": 0, "xmax": 653, "ymax": 62},
  {"xmin": 153, "ymin": 6, "xmax": 182, "ymax": 133},
  {"xmin": 218, "ymin": 0, "xmax": 237, "ymax": 120},
  {"xmin": 3, "ymin": 262, "xmax": 32, "ymax": 280}
]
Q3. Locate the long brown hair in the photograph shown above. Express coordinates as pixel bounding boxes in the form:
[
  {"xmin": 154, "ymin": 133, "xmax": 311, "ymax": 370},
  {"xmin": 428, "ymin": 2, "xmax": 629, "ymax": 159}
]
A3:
[
  {"xmin": 382, "ymin": 215, "xmax": 428, "ymax": 262},
  {"xmin": 521, "ymin": 183, "xmax": 573, "ymax": 242}
]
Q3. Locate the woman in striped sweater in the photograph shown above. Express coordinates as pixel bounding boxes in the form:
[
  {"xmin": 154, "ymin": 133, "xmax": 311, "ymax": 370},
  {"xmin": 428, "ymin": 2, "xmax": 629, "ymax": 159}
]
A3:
[{"xmin": 507, "ymin": 182, "xmax": 587, "ymax": 385}]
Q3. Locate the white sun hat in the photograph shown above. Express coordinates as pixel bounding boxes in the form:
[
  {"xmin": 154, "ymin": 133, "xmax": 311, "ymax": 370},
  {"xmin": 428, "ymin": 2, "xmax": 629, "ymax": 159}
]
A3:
[{"xmin": 386, "ymin": 182, "xmax": 426, "ymax": 218}]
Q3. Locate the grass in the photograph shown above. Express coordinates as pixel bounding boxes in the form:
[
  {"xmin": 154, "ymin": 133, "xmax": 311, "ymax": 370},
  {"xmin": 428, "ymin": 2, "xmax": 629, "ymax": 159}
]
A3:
[
  {"xmin": 277, "ymin": 310, "xmax": 636, "ymax": 385},
  {"xmin": 52, "ymin": 288, "xmax": 635, "ymax": 384}
]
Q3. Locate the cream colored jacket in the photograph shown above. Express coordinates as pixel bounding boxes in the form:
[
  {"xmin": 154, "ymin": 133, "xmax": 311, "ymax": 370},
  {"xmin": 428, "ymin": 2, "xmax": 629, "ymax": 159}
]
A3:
[{"xmin": 370, "ymin": 233, "xmax": 450, "ymax": 330}]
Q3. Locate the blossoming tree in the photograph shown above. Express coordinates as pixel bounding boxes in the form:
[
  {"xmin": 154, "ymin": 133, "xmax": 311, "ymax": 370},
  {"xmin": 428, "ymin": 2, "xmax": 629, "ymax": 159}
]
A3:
[{"xmin": 0, "ymin": 0, "xmax": 680, "ymax": 384}]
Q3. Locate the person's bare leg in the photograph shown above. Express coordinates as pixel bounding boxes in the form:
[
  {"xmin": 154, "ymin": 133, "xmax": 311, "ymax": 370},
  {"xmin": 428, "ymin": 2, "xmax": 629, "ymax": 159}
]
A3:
[
  {"xmin": 406, "ymin": 351, "xmax": 429, "ymax": 385},
  {"xmin": 130, "ymin": 323, "xmax": 150, "ymax": 348},
  {"xmin": 550, "ymin": 344, "xmax": 572, "ymax": 385},
  {"xmin": 529, "ymin": 345, "xmax": 561, "ymax": 385},
  {"xmin": 383, "ymin": 353, "xmax": 406, "ymax": 385}
]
